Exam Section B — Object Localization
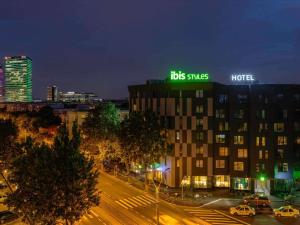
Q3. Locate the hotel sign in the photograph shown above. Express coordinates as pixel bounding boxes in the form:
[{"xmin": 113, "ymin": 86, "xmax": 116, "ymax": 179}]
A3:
[
  {"xmin": 231, "ymin": 74, "xmax": 255, "ymax": 82},
  {"xmin": 169, "ymin": 70, "xmax": 209, "ymax": 82}
]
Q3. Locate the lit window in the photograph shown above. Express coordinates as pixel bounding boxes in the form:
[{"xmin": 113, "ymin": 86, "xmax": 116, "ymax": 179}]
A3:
[
  {"xmin": 274, "ymin": 123, "xmax": 284, "ymax": 132},
  {"xmin": 196, "ymin": 90, "xmax": 203, "ymax": 98},
  {"xmin": 196, "ymin": 160, "xmax": 203, "ymax": 168},
  {"xmin": 295, "ymin": 136, "xmax": 300, "ymax": 144},
  {"xmin": 176, "ymin": 131, "xmax": 180, "ymax": 141},
  {"xmin": 259, "ymin": 150, "xmax": 263, "ymax": 159},
  {"xmin": 216, "ymin": 134, "xmax": 226, "ymax": 143},
  {"xmin": 215, "ymin": 160, "xmax": 225, "ymax": 168},
  {"xmin": 234, "ymin": 136, "xmax": 244, "ymax": 145},
  {"xmin": 262, "ymin": 137, "xmax": 266, "ymax": 146},
  {"xmin": 214, "ymin": 175, "xmax": 230, "ymax": 187},
  {"xmin": 196, "ymin": 119, "xmax": 203, "ymax": 127},
  {"xmin": 176, "ymin": 160, "xmax": 180, "ymax": 167},
  {"xmin": 265, "ymin": 150, "xmax": 269, "ymax": 159},
  {"xmin": 196, "ymin": 146, "xmax": 204, "ymax": 154},
  {"xmin": 278, "ymin": 136, "xmax": 287, "ymax": 145},
  {"xmin": 234, "ymin": 162, "xmax": 244, "ymax": 171},
  {"xmin": 283, "ymin": 163, "xmax": 288, "ymax": 172},
  {"xmin": 196, "ymin": 105, "xmax": 204, "ymax": 113},
  {"xmin": 193, "ymin": 176, "xmax": 207, "ymax": 188},
  {"xmin": 196, "ymin": 132, "xmax": 204, "ymax": 141},
  {"xmin": 238, "ymin": 149, "xmax": 247, "ymax": 158},
  {"xmin": 219, "ymin": 147, "xmax": 228, "ymax": 156}
]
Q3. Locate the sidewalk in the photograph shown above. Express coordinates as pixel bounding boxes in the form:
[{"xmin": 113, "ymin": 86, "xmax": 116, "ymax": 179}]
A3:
[{"xmin": 110, "ymin": 171, "xmax": 244, "ymax": 207}]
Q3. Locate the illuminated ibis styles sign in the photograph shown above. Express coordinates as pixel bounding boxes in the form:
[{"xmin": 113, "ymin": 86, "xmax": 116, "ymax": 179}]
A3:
[
  {"xmin": 169, "ymin": 70, "xmax": 209, "ymax": 82},
  {"xmin": 231, "ymin": 74, "xmax": 255, "ymax": 82}
]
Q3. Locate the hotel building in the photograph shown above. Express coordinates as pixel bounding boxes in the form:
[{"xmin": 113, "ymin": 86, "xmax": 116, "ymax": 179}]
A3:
[{"xmin": 128, "ymin": 76, "xmax": 300, "ymax": 194}]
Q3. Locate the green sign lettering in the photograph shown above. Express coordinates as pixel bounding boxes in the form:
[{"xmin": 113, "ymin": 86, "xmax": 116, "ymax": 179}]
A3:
[{"xmin": 169, "ymin": 70, "xmax": 209, "ymax": 82}]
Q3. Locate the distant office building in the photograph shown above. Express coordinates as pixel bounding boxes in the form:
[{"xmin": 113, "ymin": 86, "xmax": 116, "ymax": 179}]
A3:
[
  {"xmin": 47, "ymin": 85, "xmax": 58, "ymax": 102},
  {"xmin": 59, "ymin": 91, "xmax": 98, "ymax": 103},
  {"xmin": 0, "ymin": 67, "xmax": 4, "ymax": 102},
  {"xmin": 4, "ymin": 56, "xmax": 32, "ymax": 102}
]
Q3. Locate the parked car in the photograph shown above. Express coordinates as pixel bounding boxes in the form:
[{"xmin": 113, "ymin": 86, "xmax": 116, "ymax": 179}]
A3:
[
  {"xmin": 273, "ymin": 205, "xmax": 300, "ymax": 218},
  {"xmin": 0, "ymin": 211, "xmax": 18, "ymax": 223},
  {"xmin": 243, "ymin": 194, "xmax": 271, "ymax": 206},
  {"xmin": 230, "ymin": 205, "xmax": 256, "ymax": 216}
]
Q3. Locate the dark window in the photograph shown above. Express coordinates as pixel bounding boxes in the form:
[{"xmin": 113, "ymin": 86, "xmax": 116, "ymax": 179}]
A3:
[
  {"xmin": 237, "ymin": 94, "xmax": 248, "ymax": 104},
  {"xmin": 218, "ymin": 94, "xmax": 228, "ymax": 104}
]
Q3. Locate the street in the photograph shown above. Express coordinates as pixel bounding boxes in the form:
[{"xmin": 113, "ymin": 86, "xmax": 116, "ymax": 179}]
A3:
[{"xmin": 78, "ymin": 172, "xmax": 300, "ymax": 225}]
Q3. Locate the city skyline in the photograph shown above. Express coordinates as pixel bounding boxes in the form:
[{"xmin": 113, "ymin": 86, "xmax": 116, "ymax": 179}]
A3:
[{"xmin": 1, "ymin": 0, "xmax": 300, "ymax": 100}]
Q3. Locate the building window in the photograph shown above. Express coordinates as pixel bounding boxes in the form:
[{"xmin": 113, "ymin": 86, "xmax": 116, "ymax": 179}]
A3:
[
  {"xmin": 278, "ymin": 149, "xmax": 284, "ymax": 159},
  {"xmin": 237, "ymin": 95, "xmax": 248, "ymax": 104},
  {"xmin": 219, "ymin": 147, "xmax": 228, "ymax": 156},
  {"xmin": 176, "ymin": 131, "xmax": 180, "ymax": 141},
  {"xmin": 274, "ymin": 123, "xmax": 284, "ymax": 132},
  {"xmin": 294, "ymin": 122, "xmax": 300, "ymax": 132},
  {"xmin": 234, "ymin": 162, "xmax": 244, "ymax": 171},
  {"xmin": 234, "ymin": 136, "xmax": 244, "ymax": 145},
  {"xmin": 295, "ymin": 136, "xmax": 300, "ymax": 144},
  {"xmin": 196, "ymin": 132, "xmax": 204, "ymax": 141},
  {"xmin": 218, "ymin": 95, "xmax": 228, "ymax": 104},
  {"xmin": 278, "ymin": 136, "xmax": 287, "ymax": 145},
  {"xmin": 256, "ymin": 163, "xmax": 259, "ymax": 172},
  {"xmin": 133, "ymin": 104, "xmax": 137, "ymax": 111},
  {"xmin": 262, "ymin": 137, "xmax": 266, "ymax": 146},
  {"xmin": 258, "ymin": 123, "xmax": 268, "ymax": 132},
  {"xmin": 218, "ymin": 122, "xmax": 229, "ymax": 131},
  {"xmin": 176, "ymin": 104, "xmax": 180, "ymax": 114},
  {"xmin": 216, "ymin": 134, "xmax": 226, "ymax": 143},
  {"xmin": 257, "ymin": 110, "xmax": 266, "ymax": 119},
  {"xmin": 259, "ymin": 150, "xmax": 263, "ymax": 159},
  {"xmin": 283, "ymin": 110, "xmax": 288, "ymax": 119},
  {"xmin": 196, "ymin": 119, "xmax": 203, "ymax": 127},
  {"xmin": 215, "ymin": 160, "xmax": 225, "ymax": 169},
  {"xmin": 265, "ymin": 150, "xmax": 269, "ymax": 159},
  {"xmin": 256, "ymin": 137, "xmax": 266, "ymax": 146},
  {"xmin": 216, "ymin": 109, "xmax": 225, "ymax": 118},
  {"xmin": 193, "ymin": 176, "xmax": 207, "ymax": 188},
  {"xmin": 283, "ymin": 163, "xmax": 288, "ymax": 172},
  {"xmin": 196, "ymin": 105, "xmax": 204, "ymax": 113},
  {"xmin": 237, "ymin": 122, "xmax": 247, "ymax": 132},
  {"xmin": 233, "ymin": 109, "xmax": 244, "ymax": 119},
  {"xmin": 196, "ymin": 90, "xmax": 203, "ymax": 98},
  {"xmin": 196, "ymin": 160, "xmax": 204, "ymax": 168},
  {"xmin": 238, "ymin": 149, "xmax": 247, "ymax": 158},
  {"xmin": 176, "ymin": 160, "xmax": 180, "ymax": 167},
  {"xmin": 196, "ymin": 146, "xmax": 204, "ymax": 155},
  {"xmin": 214, "ymin": 175, "xmax": 230, "ymax": 187}
]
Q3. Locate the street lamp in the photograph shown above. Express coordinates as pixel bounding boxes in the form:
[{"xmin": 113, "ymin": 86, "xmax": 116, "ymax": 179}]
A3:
[{"xmin": 151, "ymin": 167, "xmax": 170, "ymax": 225}]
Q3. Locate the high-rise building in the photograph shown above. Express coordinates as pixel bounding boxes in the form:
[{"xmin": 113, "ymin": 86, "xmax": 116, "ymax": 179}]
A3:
[
  {"xmin": 47, "ymin": 85, "xmax": 58, "ymax": 102},
  {"xmin": 4, "ymin": 56, "xmax": 32, "ymax": 102},
  {"xmin": 0, "ymin": 67, "xmax": 4, "ymax": 102}
]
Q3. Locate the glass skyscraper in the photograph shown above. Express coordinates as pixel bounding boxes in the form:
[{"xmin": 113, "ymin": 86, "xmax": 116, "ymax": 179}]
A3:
[{"xmin": 4, "ymin": 56, "xmax": 32, "ymax": 102}]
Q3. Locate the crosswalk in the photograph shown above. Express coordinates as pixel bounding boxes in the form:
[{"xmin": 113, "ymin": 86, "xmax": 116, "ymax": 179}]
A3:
[
  {"xmin": 184, "ymin": 208, "xmax": 250, "ymax": 225},
  {"xmin": 115, "ymin": 195, "xmax": 158, "ymax": 209}
]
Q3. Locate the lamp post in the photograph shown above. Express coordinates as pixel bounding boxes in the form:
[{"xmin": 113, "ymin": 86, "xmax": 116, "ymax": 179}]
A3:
[{"xmin": 151, "ymin": 167, "xmax": 170, "ymax": 225}]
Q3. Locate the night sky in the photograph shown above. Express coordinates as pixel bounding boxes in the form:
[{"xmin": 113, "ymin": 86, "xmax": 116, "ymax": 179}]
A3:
[{"xmin": 1, "ymin": 0, "xmax": 300, "ymax": 99}]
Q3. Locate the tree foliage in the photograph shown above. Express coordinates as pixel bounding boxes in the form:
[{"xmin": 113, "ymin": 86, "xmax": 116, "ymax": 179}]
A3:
[
  {"xmin": 119, "ymin": 111, "xmax": 169, "ymax": 173},
  {"xmin": 0, "ymin": 119, "xmax": 18, "ymax": 168},
  {"xmin": 81, "ymin": 102, "xmax": 121, "ymax": 160},
  {"xmin": 6, "ymin": 123, "xmax": 100, "ymax": 225}
]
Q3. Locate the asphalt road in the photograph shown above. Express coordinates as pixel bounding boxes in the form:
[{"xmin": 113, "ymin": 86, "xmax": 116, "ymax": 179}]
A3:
[{"xmin": 78, "ymin": 172, "xmax": 300, "ymax": 225}]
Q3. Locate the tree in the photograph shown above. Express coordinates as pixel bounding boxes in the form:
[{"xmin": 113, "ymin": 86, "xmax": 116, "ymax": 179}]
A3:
[
  {"xmin": 0, "ymin": 119, "xmax": 18, "ymax": 166},
  {"xmin": 81, "ymin": 102, "xmax": 121, "ymax": 163},
  {"xmin": 32, "ymin": 106, "xmax": 61, "ymax": 129},
  {"xmin": 119, "ymin": 111, "xmax": 170, "ymax": 181},
  {"xmin": 6, "ymin": 123, "xmax": 100, "ymax": 225}
]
